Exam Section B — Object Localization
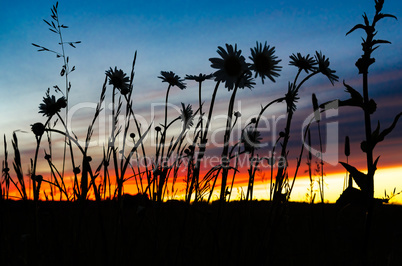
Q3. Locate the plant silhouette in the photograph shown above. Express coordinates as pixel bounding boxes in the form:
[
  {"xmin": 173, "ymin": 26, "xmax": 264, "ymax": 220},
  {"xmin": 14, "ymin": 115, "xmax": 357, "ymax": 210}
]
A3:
[{"xmin": 1, "ymin": 1, "xmax": 402, "ymax": 265}]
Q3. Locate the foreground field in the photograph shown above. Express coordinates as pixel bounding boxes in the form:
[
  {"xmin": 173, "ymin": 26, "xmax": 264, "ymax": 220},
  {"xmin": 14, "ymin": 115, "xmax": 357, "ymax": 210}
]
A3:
[{"xmin": 1, "ymin": 199, "xmax": 402, "ymax": 266}]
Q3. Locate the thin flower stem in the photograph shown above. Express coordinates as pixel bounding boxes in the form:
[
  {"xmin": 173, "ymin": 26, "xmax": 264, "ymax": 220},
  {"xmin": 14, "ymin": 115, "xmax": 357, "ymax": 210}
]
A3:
[
  {"xmin": 189, "ymin": 81, "xmax": 220, "ymax": 203},
  {"xmin": 296, "ymin": 71, "xmax": 317, "ymax": 91},
  {"xmin": 31, "ymin": 116, "xmax": 52, "ymax": 201},
  {"xmin": 123, "ymin": 94, "xmax": 152, "ymax": 197},
  {"xmin": 316, "ymin": 120, "xmax": 325, "ymax": 203},
  {"xmin": 54, "ymin": 12, "xmax": 73, "ymax": 199},
  {"xmin": 55, "ymin": 112, "xmax": 79, "ymax": 198},
  {"xmin": 220, "ymin": 85, "xmax": 239, "ymax": 202},
  {"xmin": 246, "ymin": 97, "xmax": 285, "ymax": 200},
  {"xmin": 160, "ymin": 84, "xmax": 172, "ymax": 164}
]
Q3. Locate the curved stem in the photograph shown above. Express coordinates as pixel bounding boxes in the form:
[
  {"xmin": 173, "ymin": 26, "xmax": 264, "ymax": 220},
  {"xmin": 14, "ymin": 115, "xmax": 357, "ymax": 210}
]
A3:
[{"xmin": 245, "ymin": 97, "xmax": 285, "ymax": 201}]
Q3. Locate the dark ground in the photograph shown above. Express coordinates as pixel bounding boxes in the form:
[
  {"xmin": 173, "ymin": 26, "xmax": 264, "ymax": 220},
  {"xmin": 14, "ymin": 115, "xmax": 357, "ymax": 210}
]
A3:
[{"xmin": 1, "ymin": 197, "xmax": 402, "ymax": 266}]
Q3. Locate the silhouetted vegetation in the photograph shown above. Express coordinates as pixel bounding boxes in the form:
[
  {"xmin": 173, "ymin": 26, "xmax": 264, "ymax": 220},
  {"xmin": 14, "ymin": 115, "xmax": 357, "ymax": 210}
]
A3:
[{"xmin": 1, "ymin": 1, "xmax": 400, "ymax": 265}]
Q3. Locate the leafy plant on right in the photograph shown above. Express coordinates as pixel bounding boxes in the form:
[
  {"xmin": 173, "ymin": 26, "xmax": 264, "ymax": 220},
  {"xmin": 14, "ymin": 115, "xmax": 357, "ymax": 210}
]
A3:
[{"xmin": 321, "ymin": 0, "xmax": 399, "ymax": 260}]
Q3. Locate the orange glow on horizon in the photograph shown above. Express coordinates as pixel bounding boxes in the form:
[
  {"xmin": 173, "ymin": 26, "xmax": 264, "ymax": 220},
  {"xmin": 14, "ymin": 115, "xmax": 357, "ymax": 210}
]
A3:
[{"xmin": 5, "ymin": 165, "xmax": 402, "ymax": 204}]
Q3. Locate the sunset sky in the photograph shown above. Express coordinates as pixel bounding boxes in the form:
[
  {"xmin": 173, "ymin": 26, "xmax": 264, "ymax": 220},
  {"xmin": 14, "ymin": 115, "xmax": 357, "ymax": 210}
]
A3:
[{"xmin": 1, "ymin": 0, "xmax": 402, "ymax": 203}]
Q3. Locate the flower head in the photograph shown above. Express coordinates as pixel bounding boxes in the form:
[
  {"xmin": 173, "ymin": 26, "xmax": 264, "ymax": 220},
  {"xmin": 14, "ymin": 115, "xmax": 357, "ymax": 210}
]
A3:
[
  {"xmin": 241, "ymin": 127, "xmax": 262, "ymax": 153},
  {"xmin": 237, "ymin": 71, "xmax": 255, "ymax": 90},
  {"xmin": 39, "ymin": 95, "xmax": 67, "ymax": 117},
  {"xmin": 249, "ymin": 42, "xmax": 282, "ymax": 83},
  {"xmin": 31, "ymin": 122, "xmax": 45, "ymax": 137},
  {"xmin": 185, "ymin": 73, "xmax": 213, "ymax": 83},
  {"xmin": 209, "ymin": 44, "xmax": 249, "ymax": 91},
  {"xmin": 289, "ymin": 53, "xmax": 317, "ymax": 73},
  {"xmin": 180, "ymin": 103, "xmax": 194, "ymax": 130},
  {"xmin": 315, "ymin": 51, "xmax": 339, "ymax": 85},
  {"xmin": 105, "ymin": 67, "xmax": 131, "ymax": 95},
  {"xmin": 158, "ymin": 71, "xmax": 186, "ymax": 90}
]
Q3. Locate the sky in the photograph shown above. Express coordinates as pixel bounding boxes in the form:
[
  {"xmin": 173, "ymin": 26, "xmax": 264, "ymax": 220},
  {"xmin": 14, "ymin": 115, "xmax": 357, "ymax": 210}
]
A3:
[{"xmin": 1, "ymin": 0, "xmax": 402, "ymax": 202}]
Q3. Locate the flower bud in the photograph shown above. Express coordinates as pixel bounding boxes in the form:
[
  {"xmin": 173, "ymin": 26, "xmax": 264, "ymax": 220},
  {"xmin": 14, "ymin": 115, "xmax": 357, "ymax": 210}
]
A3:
[
  {"xmin": 312, "ymin": 93, "xmax": 321, "ymax": 122},
  {"xmin": 31, "ymin": 123, "xmax": 45, "ymax": 137}
]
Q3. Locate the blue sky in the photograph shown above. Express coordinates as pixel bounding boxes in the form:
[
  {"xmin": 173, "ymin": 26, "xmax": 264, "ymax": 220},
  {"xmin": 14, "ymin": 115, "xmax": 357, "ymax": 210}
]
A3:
[{"xmin": 1, "ymin": 0, "xmax": 402, "ymax": 201}]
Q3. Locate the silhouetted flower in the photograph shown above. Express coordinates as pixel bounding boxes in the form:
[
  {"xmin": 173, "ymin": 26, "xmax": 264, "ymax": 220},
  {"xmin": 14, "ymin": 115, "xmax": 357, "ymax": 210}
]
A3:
[
  {"xmin": 39, "ymin": 95, "xmax": 66, "ymax": 117},
  {"xmin": 155, "ymin": 126, "xmax": 162, "ymax": 132},
  {"xmin": 241, "ymin": 128, "xmax": 262, "ymax": 153},
  {"xmin": 185, "ymin": 73, "xmax": 213, "ymax": 83},
  {"xmin": 31, "ymin": 122, "xmax": 45, "ymax": 137},
  {"xmin": 105, "ymin": 67, "xmax": 130, "ymax": 95},
  {"xmin": 249, "ymin": 41, "xmax": 282, "ymax": 83},
  {"xmin": 158, "ymin": 71, "xmax": 186, "ymax": 90},
  {"xmin": 130, "ymin": 133, "xmax": 135, "ymax": 139},
  {"xmin": 315, "ymin": 51, "xmax": 339, "ymax": 85},
  {"xmin": 180, "ymin": 103, "xmax": 194, "ymax": 130},
  {"xmin": 209, "ymin": 44, "xmax": 249, "ymax": 91},
  {"xmin": 237, "ymin": 71, "xmax": 256, "ymax": 90},
  {"xmin": 57, "ymin": 97, "xmax": 67, "ymax": 108},
  {"xmin": 285, "ymin": 82, "xmax": 299, "ymax": 113},
  {"xmin": 289, "ymin": 53, "xmax": 317, "ymax": 73}
]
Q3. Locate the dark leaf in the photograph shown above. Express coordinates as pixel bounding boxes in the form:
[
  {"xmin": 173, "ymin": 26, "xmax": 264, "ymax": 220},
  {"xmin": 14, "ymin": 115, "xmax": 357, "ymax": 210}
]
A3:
[
  {"xmin": 372, "ymin": 46, "xmax": 380, "ymax": 53},
  {"xmin": 49, "ymin": 28, "xmax": 58, "ymax": 34},
  {"xmin": 372, "ymin": 39, "xmax": 392, "ymax": 46},
  {"xmin": 375, "ymin": 112, "xmax": 402, "ymax": 146},
  {"xmin": 346, "ymin": 24, "xmax": 366, "ymax": 36},
  {"xmin": 61, "ymin": 25, "xmax": 68, "ymax": 28},
  {"xmin": 340, "ymin": 162, "xmax": 367, "ymax": 191},
  {"xmin": 363, "ymin": 13, "xmax": 370, "ymax": 26},
  {"xmin": 43, "ymin": 19, "xmax": 52, "ymax": 27},
  {"xmin": 71, "ymin": 66, "xmax": 76, "ymax": 72},
  {"xmin": 343, "ymin": 81, "xmax": 362, "ymax": 100},
  {"xmin": 69, "ymin": 43, "xmax": 76, "ymax": 48},
  {"xmin": 373, "ymin": 156, "xmax": 380, "ymax": 171},
  {"xmin": 372, "ymin": 121, "xmax": 381, "ymax": 140},
  {"xmin": 376, "ymin": 13, "xmax": 397, "ymax": 22}
]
